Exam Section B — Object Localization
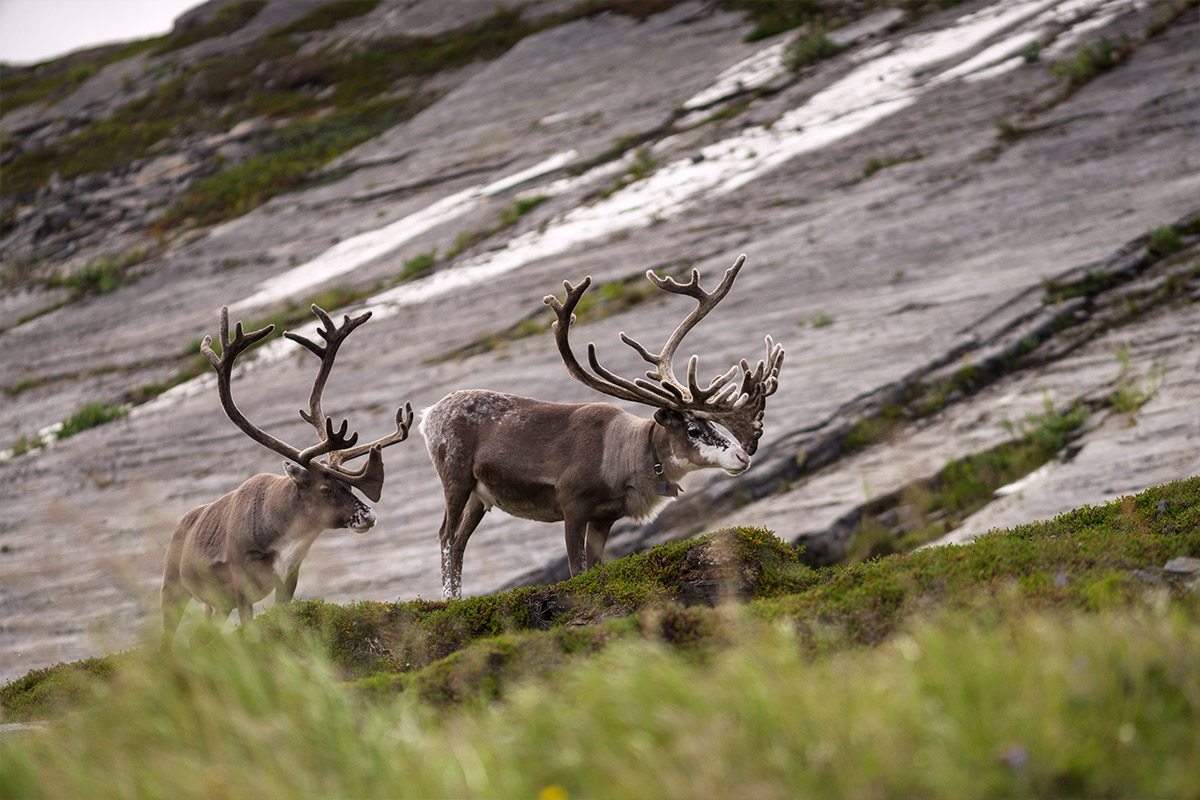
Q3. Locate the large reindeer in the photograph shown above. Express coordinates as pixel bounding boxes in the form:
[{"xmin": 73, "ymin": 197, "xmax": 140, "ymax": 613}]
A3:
[
  {"xmin": 422, "ymin": 254, "xmax": 784, "ymax": 600},
  {"xmin": 161, "ymin": 304, "xmax": 413, "ymax": 649}
]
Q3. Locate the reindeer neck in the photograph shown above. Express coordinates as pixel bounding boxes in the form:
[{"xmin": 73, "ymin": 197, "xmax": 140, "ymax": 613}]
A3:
[{"xmin": 647, "ymin": 420, "xmax": 687, "ymax": 493}]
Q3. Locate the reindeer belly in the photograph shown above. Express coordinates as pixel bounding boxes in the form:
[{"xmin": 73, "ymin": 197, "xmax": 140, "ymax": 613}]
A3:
[
  {"xmin": 238, "ymin": 552, "xmax": 281, "ymax": 601},
  {"xmin": 474, "ymin": 479, "xmax": 562, "ymax": 523}
]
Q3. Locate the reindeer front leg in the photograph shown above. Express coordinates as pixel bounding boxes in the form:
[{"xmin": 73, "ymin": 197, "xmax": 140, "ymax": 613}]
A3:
[
  {"xmin": 276, "ymin": 565, "xmax": 301, "ymax": 604},
  {"xmin": 585, "ymin": 520, "xmax": 614, "ymax": 571},
  {"xmin": 563, "ymin": 512, "xmax": 589, "ymax": 577}
]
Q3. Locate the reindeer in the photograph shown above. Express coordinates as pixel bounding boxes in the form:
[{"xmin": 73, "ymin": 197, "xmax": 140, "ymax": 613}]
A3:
[
  {"xmin": 160, "ymin": 304, "xmax": 413, "ymax": 649},
  {"xmin": 422, "ymin": 254, "xmax": 784, "ymax": 600}
]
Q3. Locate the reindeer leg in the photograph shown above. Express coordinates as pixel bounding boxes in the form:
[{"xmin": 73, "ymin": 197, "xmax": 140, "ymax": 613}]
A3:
[
  {"xmin": 564, "ymin": 512, "xmax": 589, "ymax": 577},
  {"xmin": 584, "ymin": 520, "xmax": 614, "ymax": 571},
  {"xmin": 447, "ymin": 494, "xmax": 487, "ymax": 600},
  {"xmin": 160, "ymin": 577, "xmax": 190, "ymax": 653},
  {"xmin": 438, "ymin": 482, "xmax": 472, "ymax": 600},
  {"xmin": 160, "ymin": 541, "xmax": 190, "ymax": 652},
  {"xmin": 277, "ymin": 566, "xmax": 301, "ymax": 604},
  {"xmin": 236, "ymin": 596, "xmax": 254, "ymax": 626}
]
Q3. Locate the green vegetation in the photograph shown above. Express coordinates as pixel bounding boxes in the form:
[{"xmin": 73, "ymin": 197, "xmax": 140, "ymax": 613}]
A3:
[
  {"xmin": 443, "ymin": 194, "xmax": 552, "ymax": 261},
  {"xmin": 1147, "ymin": 224, "xmax": 1185, "ymax": 258},
  {"xmin": 601, "ymin": 147, "xmax": 658, "ymax": 198},
  {"xmin": 4, "ymin": 3, "xmax": 682, "ymax": 228},
  {"xmin": 1109, "ymin": 346, "xmax": 1164, "ymax": 425},
  {"xmin": 56, "ymin": 402, "xmax": 126, "ymax": 440},
  {"xmin": 994, "ymin": 116, "xmax": 1030, "ymax": 143},
  {"xmin": 499, "ymin": 194, "xmax": 549, "ymax": 227},
  {"xmin": 733, "ymin": 0, "xmax": 824, "ymax": 42},
  {"xmin": 0, "ymin": 39, "xmax": 163, "ymax": 113},
  {"xmin": 1049, "ymin": 36, "xmax": 1125, "ymax": 90},
  {"xmin": 847, "ymin": 399, "xmax": 1091, "ymax": 559},
  {"xmin": 784, "ymin": 29, "xmax": 845, "ymax": 72},
  {"xmin": 3, "ymin": 76, "xmax": 206, "ymax": 196},
  {"xmin": 861, "ymin": 148, "xmax": 924, "ymax": 178},
  {"xmin": 44, "ymin": 250, "xmax": 148, "ymax": 301},
  {"xmin": 2, "ymin": 479, "xmax": 1198, "ymax": 798},
  {"xmin": 8, "ymin": 433, "xmax": 44, "ymax": 457},
  {"xmin": 153, "ymin": 98, "xmax": 416, "ymax": 231},
  {"xmin": 4, "ymin": 375, "xmax": 43, "ymax": 397},
  {"xmin": 398, "ymin": 249, "xmax": 438, "ymax": 281}
]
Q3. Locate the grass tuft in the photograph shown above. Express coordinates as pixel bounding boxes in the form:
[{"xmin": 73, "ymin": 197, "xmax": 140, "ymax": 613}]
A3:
[
  {"xmin": 56, "ymin": 402, "xmax": 126, "ymax": 440},
  {"xmin": 784, "ymin": 29, "xmax": 845, "ymax": 72}
]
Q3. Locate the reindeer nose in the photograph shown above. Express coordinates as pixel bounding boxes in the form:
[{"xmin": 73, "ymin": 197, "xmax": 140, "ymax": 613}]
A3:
[
  {"xmin": 351, "ymin": 506, "xmax": 377, "ymax": 534},
  {"xmin": 735, "ymin": 450, "xmax": 750, "ymax": 469}
]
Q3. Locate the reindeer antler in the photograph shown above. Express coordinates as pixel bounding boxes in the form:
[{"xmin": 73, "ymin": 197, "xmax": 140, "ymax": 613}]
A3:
[
  {"xmin": 544, "ymin": 254, "xmax": 784, "ymax": 439},
  {"xmin": 203, "ymin": 304, "xmax": 410, "ymax": 502}
]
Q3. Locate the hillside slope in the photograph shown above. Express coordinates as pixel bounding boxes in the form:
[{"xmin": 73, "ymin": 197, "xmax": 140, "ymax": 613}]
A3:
[{"xmin": 1, "ymin": 0, "xmax": 1197, "ymax": 680}]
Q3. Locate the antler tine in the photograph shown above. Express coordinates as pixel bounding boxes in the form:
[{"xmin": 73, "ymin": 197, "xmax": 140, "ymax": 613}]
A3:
[
  {"xmin": 297, "ymin": 416, "xmax": 360, "ymax": 465},
  {"xmin": 284, "ymin": 304, "xmax": 371, "ymax": 434},
  {"xmin": 544, "ymin": 278, "xmax": 678, "ymax": 408},
  {"xmin": 637, "ymin": 254, "xmax": 746, "ymax": 393},
  {"xmin": 317, "ymin": 403, "xmax": 412, "ymax": 503},
  {"xmin": 327, "ymin": 402, "xmax": 414, "ymax": 467},
  {"xmin": 200, "ymin": 306, "xmax": 305, "ymax": 465},
  {"xmin": 545, "ymin": 256, "xmax": 762, "ymax": 414}
]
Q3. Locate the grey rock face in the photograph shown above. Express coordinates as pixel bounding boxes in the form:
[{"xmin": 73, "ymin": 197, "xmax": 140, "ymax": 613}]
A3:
[{"xmin": 1, "ymin": 0, "xmax": 1198, "ymax": 680}]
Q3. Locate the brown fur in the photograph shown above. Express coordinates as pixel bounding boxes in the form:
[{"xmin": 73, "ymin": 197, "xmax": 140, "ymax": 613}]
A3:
[
  {"xmin": 160, "ymin": 466, "xmax": 376, "ymax": 649},
  {"xmin": 421, "ymin": 389, "xmax": 749, "ymax": 599}
]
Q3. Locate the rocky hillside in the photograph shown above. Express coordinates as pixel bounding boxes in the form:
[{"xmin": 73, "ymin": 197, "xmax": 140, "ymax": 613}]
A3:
[{"xmin": 1, "ymin": 0, "xmax": 1197, "ymax": 681}]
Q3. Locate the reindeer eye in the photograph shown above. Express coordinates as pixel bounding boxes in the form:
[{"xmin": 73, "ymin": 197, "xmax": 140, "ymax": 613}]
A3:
[{"xmin": 686, "ymin": 423, "xmax": 702, "ymax": 438}]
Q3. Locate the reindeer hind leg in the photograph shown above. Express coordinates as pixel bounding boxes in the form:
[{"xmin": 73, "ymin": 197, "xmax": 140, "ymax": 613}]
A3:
[
  {"xmin": 160, "ymin": 566, "xmax": 191, "ymax": 652},
  {"xmin": 446, "ymin": 493, "xmax": 488, "ymax": 600},
  {"xmin": 437, "ymin": 478, "xmax": 474, "ymax": 600}
]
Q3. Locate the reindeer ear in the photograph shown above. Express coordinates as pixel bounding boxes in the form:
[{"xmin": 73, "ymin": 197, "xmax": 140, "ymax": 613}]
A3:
[
  {"xmin": 284, "ymin": 461, "xmax": 311, "ymax": 487},
  {"xmin": 654, "ymin": 408, "xmax": 683, "ymax": 428}
]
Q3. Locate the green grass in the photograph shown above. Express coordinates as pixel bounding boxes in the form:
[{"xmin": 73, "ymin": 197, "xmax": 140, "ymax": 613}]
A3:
[
  {"xmin": 1147, "ymin": 224, "xmax": 1184, "ymax": 258},
  {"xmin": 499, "ymin": 194, "xmax": 549, "ymax": 227},
  {"xmin": 847, "ymin": 399, "xmax": 1091, "ymax": 559},
  {"xmin": 43, "ymin": 249, "xmax": 148, "ymax": 301},
  {"xmin": 55, "ymin": 402, "xmax": 126, "ymax": 440},
  {"xmin": 1108, "ymin": 346, "xmax": 1164, "ymax": 424},
  {"xmin": 0, "ymin": 38, "xmax": 163, "ymax": 113},
  {"xmin": 398, "ymin": 249, "xmax": 438, "ymax": 281},
  {"xmin": 861, "ymin": 148, "xmax": 924, "ymax": 179},
  {"xmin": 4, "ymin": 2, "xmax": 685, "ymax": 232},
  {"xmin": 8, "ymin": 433, "xmax": 44, "ymax": 457},
  {"xmin": 733, "ymin": 0, "xmax": 823, "ymax": 42},
  {"xmin": 2, "ymin": 478, "xmax": 1198, "ymax": 798},
  {"xmin": 1049, "ymin": 36, "xmax": 1125, "ymax": 90},
  {"xmin": 784, "ymin": 29, "xmax": 845, "ymax": 72},
  {"xmin": 600, "ymin": 147, "xmax": 659, "ymax": 198},
  {"xmin": 153, "ymin": 98, "xmax": 415, "ymax": 231}
]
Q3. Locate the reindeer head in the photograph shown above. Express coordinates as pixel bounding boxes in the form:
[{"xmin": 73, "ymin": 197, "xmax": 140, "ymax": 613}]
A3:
[
  {"xmin": 544, "ymin": 253, "xmax": 785, "ymax": 464},
  {"xmin": 282, "ymin": 462, "xmax": 378, "ymax": 533},
  {"xmin": 202, "ymin": 304, "xmax": 413, "ymax": 506}
]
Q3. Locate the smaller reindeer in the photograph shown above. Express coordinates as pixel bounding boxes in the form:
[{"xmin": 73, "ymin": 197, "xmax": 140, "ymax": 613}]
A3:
[
  {"xmin": 423, "ymin": 254, "xmax": 784, "ymax": 599},
  {"xmin": 161, "ymin": 304, "xmax": 412, "ymax": 649}
]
